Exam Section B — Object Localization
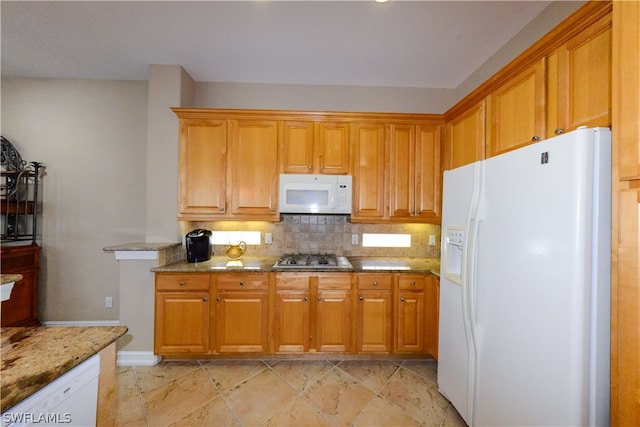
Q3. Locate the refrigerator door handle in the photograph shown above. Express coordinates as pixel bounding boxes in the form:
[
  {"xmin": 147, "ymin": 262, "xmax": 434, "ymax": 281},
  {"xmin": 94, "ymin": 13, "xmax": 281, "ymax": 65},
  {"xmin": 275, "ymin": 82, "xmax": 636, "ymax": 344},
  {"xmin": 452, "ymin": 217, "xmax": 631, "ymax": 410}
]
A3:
[{"xmin": 462, "ymin": 163, "xmax": 482, "ymax": 426}]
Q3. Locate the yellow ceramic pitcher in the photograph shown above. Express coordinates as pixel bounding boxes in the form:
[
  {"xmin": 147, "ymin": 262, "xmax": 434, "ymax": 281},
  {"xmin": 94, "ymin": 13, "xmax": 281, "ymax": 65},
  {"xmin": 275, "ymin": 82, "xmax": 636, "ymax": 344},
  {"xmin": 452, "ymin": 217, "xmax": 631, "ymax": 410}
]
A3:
[{"xmin": 225, "ymin": 241, "xmax": 247, "ymax": 260}]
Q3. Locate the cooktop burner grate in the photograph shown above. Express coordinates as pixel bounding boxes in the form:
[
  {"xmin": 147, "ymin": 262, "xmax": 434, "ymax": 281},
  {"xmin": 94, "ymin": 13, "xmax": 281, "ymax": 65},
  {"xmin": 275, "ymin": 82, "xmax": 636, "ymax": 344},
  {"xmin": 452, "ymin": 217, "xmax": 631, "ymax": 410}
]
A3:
[{"xmin": 274, "ymin": 253, "xmax": 352, "ymax": 269}]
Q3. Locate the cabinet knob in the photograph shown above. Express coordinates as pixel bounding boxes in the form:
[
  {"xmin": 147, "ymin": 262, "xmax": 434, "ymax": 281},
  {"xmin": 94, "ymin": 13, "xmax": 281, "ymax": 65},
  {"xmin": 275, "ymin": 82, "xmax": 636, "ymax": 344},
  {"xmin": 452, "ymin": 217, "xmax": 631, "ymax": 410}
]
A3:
[
  {"xmin": 304, "ymin": 297, "xmax": 309, "ymax": 301},
  {"xmin": 308, "ymin": 165, "xmax": 312, "ymax": 169},
  {"xmin": 401, "ymin": 297, "xmax": 406, "ymax": 302},
  {"xmin": 202, "ymin": 297, "xmax": 208, "ymax": 302},
  {"xmin": 555, "ymin": 128, "xmax": 564, "ymax": 135},
  {"xmin": 317, "ymin": 297, "xmax": 322, "ymax": 302},
  {"xmin": 410, "ymin": 281, "xmax": 416, "ymax": 286},
  {"xmin": 239, "ymin": 281, "xmax": 244, "ymax": 286},
  {"xmin": 359, "ymin": 296, "xmax": 364, "ymax": 301},
  {"xmin": 219, "ymin": 206, "xmax": 225, "ymax": 212},
  {"xmin": 373, "ymin": 281, "xmax": 378, "ymax": 286},
  {"xmin": 531, "ymin": 136, "xmax": 540, "ymax": 142},
  {"xmin": 179, "ymin": 281, "xmax": 185, "ymax": 286},
  {"xmin": 216, "ymin": 297, "xmax": 221, "ymax": 302},
  {"xmin": 319, "ymin": 166, "xmax": 324, "ymax": 170}
]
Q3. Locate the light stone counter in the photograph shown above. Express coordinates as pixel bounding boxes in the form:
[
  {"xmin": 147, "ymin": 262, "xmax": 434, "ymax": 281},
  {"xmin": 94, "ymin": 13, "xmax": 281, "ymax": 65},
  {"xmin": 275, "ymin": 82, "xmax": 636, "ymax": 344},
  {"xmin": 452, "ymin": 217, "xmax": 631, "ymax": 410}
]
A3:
[
  {"xmin": 151, "ymin": 256, "xmax": 440, "ymax": 275},
  {"xmin": 0, "ymin": 326, "xmax": 127, "ymax": 412}
]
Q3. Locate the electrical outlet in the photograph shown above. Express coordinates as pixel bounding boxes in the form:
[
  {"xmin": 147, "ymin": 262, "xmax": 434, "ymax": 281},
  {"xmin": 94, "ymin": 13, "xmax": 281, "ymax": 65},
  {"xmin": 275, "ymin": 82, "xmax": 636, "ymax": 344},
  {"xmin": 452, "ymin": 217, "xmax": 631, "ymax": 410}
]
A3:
[
  {"xmin": 265, "ymin": 233, "xmax": 272, "ymax": 244},
  {"xmin": 105, "ymin": 296, "xmax": 113, "ymax": 308},
  {"xmin": 351, "ymin": 234, "xmax": 359, "ymax": 245},
  {"xmin": 429, "ymin": 235, "xmax": 436, "ymax": 246}
]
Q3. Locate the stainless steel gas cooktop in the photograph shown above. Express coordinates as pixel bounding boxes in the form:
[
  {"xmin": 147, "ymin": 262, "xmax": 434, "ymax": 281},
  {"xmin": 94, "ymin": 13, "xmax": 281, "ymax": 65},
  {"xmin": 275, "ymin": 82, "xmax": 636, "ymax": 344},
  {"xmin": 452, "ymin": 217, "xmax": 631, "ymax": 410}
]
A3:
[{"xmin": 273, "ymin": 253, "xmax": 353, "ymax": 269}]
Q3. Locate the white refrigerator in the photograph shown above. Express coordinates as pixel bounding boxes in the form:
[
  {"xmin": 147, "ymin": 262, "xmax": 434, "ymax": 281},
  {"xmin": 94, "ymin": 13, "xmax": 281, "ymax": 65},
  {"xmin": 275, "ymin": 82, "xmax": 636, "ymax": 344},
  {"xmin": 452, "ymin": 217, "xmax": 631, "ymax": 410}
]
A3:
[{"xmin": 438, "ymin": 127, "xmax": 611, "ymax": 427}]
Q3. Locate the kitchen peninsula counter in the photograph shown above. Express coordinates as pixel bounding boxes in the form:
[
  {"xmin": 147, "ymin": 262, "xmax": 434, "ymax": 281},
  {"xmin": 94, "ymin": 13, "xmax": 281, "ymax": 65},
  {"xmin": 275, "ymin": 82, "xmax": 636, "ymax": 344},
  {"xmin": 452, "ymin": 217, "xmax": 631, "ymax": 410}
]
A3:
[
  {"xmin": 0, "ymin": 326, "xmax": 127, "ymax": 413},
  {"xmin": 151, "ymin": 256, "xmax": 440, "ymax": 275}
]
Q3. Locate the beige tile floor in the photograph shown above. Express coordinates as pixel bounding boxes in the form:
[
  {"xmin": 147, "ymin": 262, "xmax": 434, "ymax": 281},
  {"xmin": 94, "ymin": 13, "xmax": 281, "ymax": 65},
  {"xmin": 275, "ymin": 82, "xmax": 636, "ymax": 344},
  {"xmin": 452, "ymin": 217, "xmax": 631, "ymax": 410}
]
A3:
[{"xmin": 115, "ymin": 359, "xmax": 467, "ymax": 427}]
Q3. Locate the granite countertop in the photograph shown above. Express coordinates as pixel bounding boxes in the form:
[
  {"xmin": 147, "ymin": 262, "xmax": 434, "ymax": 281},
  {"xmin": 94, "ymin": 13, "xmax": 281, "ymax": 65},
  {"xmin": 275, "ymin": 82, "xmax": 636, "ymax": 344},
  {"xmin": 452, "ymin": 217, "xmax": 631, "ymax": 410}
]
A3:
[
  {"xmin": 103, "ymin": 242, "xmax": 181, "ymax": 252},
  {"xmin": 151, "ymin": 256, "xmax": 440, "ymax": 275},
  {"xmin": 1, "ymin": 274, "xmax": 23, "ymax": 285},
  {"xmin": 0, "ymin": 326, "xmax": 128, "ymax": 412}
]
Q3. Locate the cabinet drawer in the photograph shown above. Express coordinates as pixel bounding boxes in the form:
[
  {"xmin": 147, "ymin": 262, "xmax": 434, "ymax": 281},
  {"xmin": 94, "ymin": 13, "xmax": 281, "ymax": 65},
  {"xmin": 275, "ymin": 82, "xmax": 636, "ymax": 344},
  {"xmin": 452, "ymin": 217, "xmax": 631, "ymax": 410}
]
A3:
[
  {"xmin": 317, "ymin": 273, "xmax": 352, "ymax": 290},
  {"xmin": 398, "ymin": 275, "xmax": 425, "ymax": 291},
  {"xmin": 356, "ymin": 274, "xmax": 392, "ymax": 290},
  {"xmin": 216, "ymin": 273, "xmax": 269, "ymax": 291},
  {"xmin": 275, "ymin": 274, "xmax": 310, "ymax": 291},
  {"xmin": 156, "ymin": 274, "xmax": 210, "ymax": 291}
]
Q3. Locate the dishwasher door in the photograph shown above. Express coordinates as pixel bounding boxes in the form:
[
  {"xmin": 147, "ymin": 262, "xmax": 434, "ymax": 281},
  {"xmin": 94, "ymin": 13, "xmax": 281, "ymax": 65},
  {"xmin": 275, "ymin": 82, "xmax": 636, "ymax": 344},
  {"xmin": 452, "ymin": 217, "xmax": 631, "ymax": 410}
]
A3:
[{"xmin": 2, "ymin": 354, "xmax": 100, "ymax": 427}]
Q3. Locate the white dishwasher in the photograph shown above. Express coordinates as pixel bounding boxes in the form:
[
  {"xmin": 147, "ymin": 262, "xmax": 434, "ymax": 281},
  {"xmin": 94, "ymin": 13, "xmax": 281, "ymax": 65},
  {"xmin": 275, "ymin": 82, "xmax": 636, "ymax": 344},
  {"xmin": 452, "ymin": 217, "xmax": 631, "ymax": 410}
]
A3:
[{"xmin": 2, "ymin": 354, "xmax": 100, "ymax": 427}]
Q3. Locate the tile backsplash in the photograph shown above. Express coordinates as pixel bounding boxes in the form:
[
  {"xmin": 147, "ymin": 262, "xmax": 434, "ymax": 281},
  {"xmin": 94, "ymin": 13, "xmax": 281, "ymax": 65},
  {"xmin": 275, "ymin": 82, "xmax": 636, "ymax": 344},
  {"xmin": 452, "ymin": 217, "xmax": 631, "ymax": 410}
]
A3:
[{"xmin": 181, "ymin": 215, "xmax": 440, "ymax": 258}]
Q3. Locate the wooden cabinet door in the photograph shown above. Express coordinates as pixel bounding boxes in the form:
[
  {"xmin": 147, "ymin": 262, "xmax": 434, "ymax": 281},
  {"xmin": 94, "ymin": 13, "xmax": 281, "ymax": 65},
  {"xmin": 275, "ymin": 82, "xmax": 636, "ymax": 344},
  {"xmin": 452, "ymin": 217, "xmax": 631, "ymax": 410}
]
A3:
[
  {"xmin": 414, "ymin": 125, "xmax": 441, "ymax": 222},
  {"xmin": 356, "ymin": 274, "xmax": 392, "ymax": 353},
  {"xmin": 154, "ymin": 292, "xmax": 209, "ymax": 354},
  {"xmin": 395, "ymin": 275, "xmax": 426, "ymax": 354},
  {"xmin": 351, "ymin": 123, "xmax": 386, "ymax": 220},
  {"xmin": 281, "ymin": 121, "xmax": 315, "ymax": 174},
  {"xmin": 424, "ymin": 275, "xmax": 440, "ymax": 360},
  {"xmin": 177, "ymin": 119, "xmax": 227, "ymax": 220},
  {"xmin": 274, "ymin": 274, "xmax": 311, "ymax": 353},
  {"xmin": 396, "ymin": 291, "xmax": 425, "ymax": 353},
  {"xmin": 228, "ymin": 120, "xmax": 279, "ymax": 219},
  {"xmin": 444, "ymin": 100, "xmax": 486, "ymax": 170},
  {"xmin": 316, "ymin": 122, "xmax": 350, "ymax": 174},
  {"xmin": 388, "ymin": 124, "xmax": 415, "ymax": 219},
  {"xmin": 548, "ymin": 13, "xmax": 612, "ymax": 136},
  {"xmin": 614, "ymin": 1, "xmax": 640, "ymax": 181},
  {"xmin": 486, "ymin": 58, "xmax": 546, "ymax": 157},
  {"xmin": 215, "ymin": 291, "xmax": 269, "ymax": 353},
  {"xmin": 315, "ymin": 274, "xmax": 352, "ymax": 352}
]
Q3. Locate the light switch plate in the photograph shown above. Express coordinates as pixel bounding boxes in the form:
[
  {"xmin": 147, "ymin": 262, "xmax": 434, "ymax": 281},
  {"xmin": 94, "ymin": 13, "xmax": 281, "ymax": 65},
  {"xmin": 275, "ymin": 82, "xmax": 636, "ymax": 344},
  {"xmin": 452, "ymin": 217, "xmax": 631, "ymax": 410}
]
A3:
[
  {"xmin": 429, "ymin": 235, "xmax": 436, "ymax": 246},
  {"xmin": 352, "ymin": 234, "xmax": 358, "ymax": 245},
  {"xmin": 265, "ymin": 233, "xmax": 272, "ymax": 244}
]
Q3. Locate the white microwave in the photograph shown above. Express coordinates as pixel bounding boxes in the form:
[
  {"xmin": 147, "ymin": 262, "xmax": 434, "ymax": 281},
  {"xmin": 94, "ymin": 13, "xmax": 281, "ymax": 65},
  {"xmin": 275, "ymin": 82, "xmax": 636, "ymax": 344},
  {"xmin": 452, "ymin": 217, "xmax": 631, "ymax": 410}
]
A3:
[{"xmin": 279, "ymin": 174, "xmax": 352, "ymax": 214}]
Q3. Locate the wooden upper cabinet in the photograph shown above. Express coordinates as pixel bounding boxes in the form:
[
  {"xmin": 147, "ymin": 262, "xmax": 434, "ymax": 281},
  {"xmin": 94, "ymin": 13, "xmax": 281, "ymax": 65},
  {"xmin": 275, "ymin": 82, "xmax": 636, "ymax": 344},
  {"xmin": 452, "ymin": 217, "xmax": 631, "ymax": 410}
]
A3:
[
  {"xmin": 547, "ymin": 13, "xmax": 612, "ymax": 137},
  {"xmin": 228, "ymin": 120, "xmax": 280, "ymax": 220},
  {"xmin": 177, "ymin": 119, "xmax": 227, "ymax": 220},
  {"xmin": 486, "ymin": 58, "xmax": 546, "ymax": 157},
  {"xmin": 281, "ymin": 121, "xmax": 315, "ymax": 174},
  {"xmin": 388, "ymin": 124, "xmax": 441, "ymax": 222},
  {"xmin": 613, "ymin": 1, "xmax": 640, "ymax": 181},
  {"xmin": 414, "ymin": 125, "xmax": 441, "ymax": 222},
  {"xmin": 351, "ymin": 122, "xmax": 386, "ymax": 220},
  {"xmin": 316, "ymin": 122, "xmax": 350, "ymax": 174},
  {"xmin": 388, "ymin": 124, "xmax": 415, "ymax": 219},
  {"xmin": 443, "ymin": 100, "xmax": 485, "ymax": 171},
  {"xmin": 281, "ymin": 121, "xmax": 350, "ymax": 174}
]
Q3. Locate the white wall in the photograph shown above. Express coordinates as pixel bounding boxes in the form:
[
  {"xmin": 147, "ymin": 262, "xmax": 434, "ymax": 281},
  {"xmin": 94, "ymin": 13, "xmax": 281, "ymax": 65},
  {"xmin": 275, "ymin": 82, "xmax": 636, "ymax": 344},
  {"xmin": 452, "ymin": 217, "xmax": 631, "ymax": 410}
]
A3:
[
  {"xmin": 1, "ymin": 78, "xmax": 148, "ymax": 321},
  {"xmin": 195, "ymin": 82, "xmax": 455, "ymax": 113}
]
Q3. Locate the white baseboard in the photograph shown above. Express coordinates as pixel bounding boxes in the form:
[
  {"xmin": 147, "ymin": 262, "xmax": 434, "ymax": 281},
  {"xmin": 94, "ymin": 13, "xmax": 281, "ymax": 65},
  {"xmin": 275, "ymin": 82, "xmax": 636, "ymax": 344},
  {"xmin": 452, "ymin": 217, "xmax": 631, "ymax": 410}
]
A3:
[
  {"xmin": 117, "ymin": 351, "xmax": 162, "ymax": 366},
  {"xmin": 41, "ymin": 320, "xmax": 121, "ymax": 327}
]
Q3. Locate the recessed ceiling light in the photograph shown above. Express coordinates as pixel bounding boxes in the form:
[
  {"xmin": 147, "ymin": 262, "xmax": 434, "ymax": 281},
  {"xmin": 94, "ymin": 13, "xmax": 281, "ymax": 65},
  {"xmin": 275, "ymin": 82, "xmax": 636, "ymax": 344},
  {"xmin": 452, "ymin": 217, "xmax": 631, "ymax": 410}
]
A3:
[{"xmin": 374, "ymin": 0, "xmax": 390, "ymax": 3}]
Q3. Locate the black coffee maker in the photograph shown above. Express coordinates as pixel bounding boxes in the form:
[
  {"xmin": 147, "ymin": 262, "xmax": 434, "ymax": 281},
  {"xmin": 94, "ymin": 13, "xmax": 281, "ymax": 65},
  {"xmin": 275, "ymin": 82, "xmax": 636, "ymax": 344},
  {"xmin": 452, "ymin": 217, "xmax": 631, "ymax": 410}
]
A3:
[{"xmin": 185, "ymin": 229, "xmax": 212, "ymax": 263}]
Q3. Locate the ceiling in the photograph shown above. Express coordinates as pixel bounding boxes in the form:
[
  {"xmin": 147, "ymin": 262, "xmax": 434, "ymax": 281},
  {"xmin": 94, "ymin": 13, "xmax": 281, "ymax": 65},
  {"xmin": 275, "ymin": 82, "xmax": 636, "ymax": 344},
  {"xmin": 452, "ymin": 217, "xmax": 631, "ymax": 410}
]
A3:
[{"xmin": 1, "ymin": 1, "xmax": 554, "ymax": 90}]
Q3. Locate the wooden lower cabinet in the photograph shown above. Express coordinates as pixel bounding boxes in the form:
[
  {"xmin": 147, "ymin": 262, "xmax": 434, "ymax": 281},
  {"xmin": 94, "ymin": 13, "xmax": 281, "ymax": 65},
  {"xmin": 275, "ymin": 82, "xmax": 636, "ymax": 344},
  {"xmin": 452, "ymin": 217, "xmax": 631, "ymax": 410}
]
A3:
[
  {"xmin": 316, "ymin": 274, "xmax": 352, "ymax": 352},
  {"xmin": 154, "ymin": 273, "xmax": 210, "ymax": 354},
  {"xmin": 356, "ymin": 274, "xmax": 392, "ymax": 353},
  {"xmin": 395, "ymin": 275, "xmax": 425, "ymax": 353},
  {"xmin": 214, "ymin": 273, "xmax": 269, "ymax": 353},
  {"xmin": 274, "ymin": 273, "xmax": 310, "ymax": 353},
  {"xmin": 154, "ymin": 271, "xmax": 439, "ymax": 358},
  {"xmin": 1, "ymin": 244, "xmax": 41, "ymax": 327}
]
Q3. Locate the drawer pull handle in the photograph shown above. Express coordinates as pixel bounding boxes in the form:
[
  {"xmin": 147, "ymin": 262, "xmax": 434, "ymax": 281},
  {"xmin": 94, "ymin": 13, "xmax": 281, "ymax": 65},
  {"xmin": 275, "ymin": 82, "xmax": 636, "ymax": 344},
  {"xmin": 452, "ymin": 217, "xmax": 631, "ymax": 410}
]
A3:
[
  {"xmin": 554, "ymin": 128, "xmax": 564, "ymax": 135},
  {"xmin": 410, "ymin": 281, "xmax": 416, "ymax": 286},
  {"xmin": 179, "ymin": 281, "xmax": 185, "ymax": 286},
  {"xmin": 359, "ymin": 296, "xmax": 364, "ymax": 301},
  {"xmin": 202, "ymin": 297, "xmax": 208, "ymax": 302},
  {"xmin": 531, "ymin": 135, "xmax": 540, "ymax": 142},
  {"xmin": 401, "ymin": 297, "xmax": 406, "ymax": 302},
  {"xmin": 304, "ymin": 297, "xmax": 309, "ymax": 301},
  {"xmin": 317, "ymin": 297, "xmax": 322, "ymax": 302},
  {"xmin": 239, "ymin": 281, "xmax": 244, "ymax": 286},
  {"xmin": 373, "ymin": 281, "xmax": 378, "ymax": 286},
  {"xmin": 216, "ymin": 297, "xmax": 221, "ymax": 302}
]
